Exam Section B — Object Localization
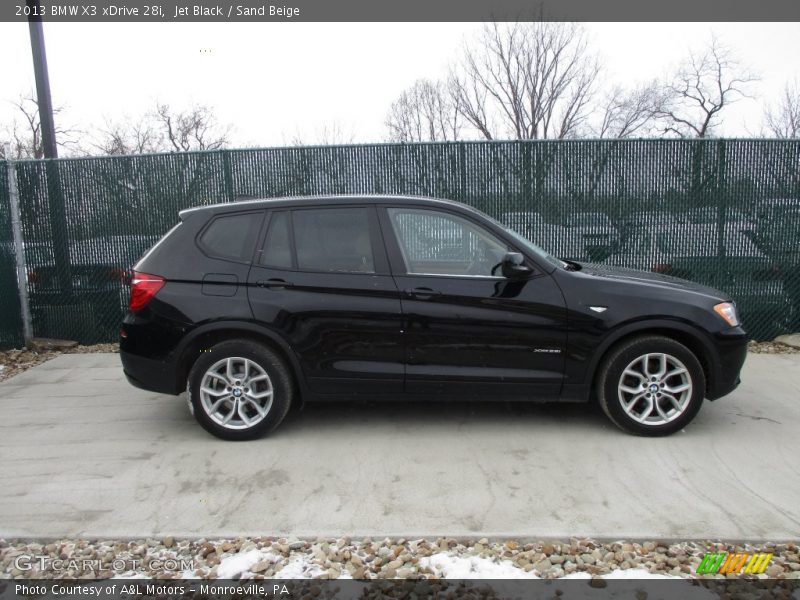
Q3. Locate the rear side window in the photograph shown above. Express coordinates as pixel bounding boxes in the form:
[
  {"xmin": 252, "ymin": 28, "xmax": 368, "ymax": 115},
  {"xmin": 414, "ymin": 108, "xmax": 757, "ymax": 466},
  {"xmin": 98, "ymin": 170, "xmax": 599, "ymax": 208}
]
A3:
[
  {"xmin": 293, "ymin": 208, "xmax": 375, "ymax": 273},
  {"xmin": 260, "ymin": 211, "xmax": 293, "ymax": 269},
  {"xmin": 199, "ymin": 212, "xmax": 262, "ymax": 262}
]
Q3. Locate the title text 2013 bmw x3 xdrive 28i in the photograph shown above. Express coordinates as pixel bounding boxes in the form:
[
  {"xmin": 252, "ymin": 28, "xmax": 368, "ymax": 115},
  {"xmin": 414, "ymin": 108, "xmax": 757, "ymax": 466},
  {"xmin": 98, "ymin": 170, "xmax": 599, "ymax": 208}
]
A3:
[{"xmin": 120, "ymin": 196, "xmax": 747, "ymax": 440}]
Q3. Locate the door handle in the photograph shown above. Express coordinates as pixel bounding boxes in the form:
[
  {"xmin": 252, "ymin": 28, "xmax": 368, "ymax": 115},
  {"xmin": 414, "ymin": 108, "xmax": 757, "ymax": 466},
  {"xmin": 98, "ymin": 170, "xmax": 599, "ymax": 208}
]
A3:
[
  {"xmin": 405, "ymin": 287, "xmax": 441, "ymax": 299},
  {"xmin": 257, "ymin": 278, "xmax": 293, "ymax": 289}
]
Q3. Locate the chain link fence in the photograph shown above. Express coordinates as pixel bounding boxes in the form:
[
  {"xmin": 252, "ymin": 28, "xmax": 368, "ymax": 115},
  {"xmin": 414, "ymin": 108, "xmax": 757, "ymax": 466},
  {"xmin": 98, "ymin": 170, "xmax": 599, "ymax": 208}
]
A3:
[{"xmin": 1, "ymin": 139, "xmax": 799, "ymax": 347}]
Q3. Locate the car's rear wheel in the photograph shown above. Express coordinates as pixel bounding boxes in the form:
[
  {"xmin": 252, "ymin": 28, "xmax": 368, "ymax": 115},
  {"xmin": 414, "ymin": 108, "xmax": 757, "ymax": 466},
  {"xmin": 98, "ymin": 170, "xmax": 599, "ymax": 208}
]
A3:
[
  {"xmin": 187, "ymin": 340, "xmax": 293, "ymax": 440},
  {"xmin": 596, "ymin": 335, "xmax": 706, "ymax": 436}
]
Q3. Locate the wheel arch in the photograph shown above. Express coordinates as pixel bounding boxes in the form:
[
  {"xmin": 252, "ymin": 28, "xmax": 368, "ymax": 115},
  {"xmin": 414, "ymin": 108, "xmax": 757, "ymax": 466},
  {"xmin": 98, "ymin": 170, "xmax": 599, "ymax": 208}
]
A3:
[
  {"xmin": 175, "ymin": 321, "xmax": 306, "ymax": 401},
  {"xmin": 587, "ymin": 319, "xmax": 716, "ymax": 398}
]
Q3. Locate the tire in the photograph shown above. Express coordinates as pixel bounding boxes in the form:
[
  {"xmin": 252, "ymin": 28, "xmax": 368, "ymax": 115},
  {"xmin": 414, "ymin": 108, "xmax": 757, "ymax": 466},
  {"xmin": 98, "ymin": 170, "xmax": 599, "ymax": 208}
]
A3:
[
  {"xmin": 596, "ymin": 335, "xmax": 706, "ymax": 436},
  {"xmin": 187, "ymin": 339, "xmax": 293, "ymax": 440}
]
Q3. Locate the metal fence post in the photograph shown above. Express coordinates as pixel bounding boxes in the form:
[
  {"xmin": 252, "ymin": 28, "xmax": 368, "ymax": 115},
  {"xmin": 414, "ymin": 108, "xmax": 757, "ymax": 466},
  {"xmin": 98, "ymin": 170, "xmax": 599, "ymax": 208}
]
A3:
[
  {"xmin": 223, "ymin": 150, "xmax": 235, "ymax": 202},
  {"xmin": 459, "ymin": 143, "xmax": 467, "ymax": 202},
  {"xmin": 5, "ymin": 158, "xmax": 33, "ymax": 346},
  {"xmin": 716, "ymin": 140, "xmax": 727, "ymax": 274}
]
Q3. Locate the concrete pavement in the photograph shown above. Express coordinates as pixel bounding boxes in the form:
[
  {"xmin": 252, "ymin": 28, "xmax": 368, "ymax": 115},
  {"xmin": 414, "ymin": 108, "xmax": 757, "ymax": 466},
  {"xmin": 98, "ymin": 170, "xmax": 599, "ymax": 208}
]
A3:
[{"xmin": 0, "ymin": 352, "xmax": 798, "ymax": 541}]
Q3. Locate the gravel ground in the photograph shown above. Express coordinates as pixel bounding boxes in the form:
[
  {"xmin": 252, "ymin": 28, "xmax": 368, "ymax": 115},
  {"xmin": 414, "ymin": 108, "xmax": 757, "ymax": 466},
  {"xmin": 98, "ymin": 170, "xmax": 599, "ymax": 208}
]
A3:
[
  {"xmin": 747, "ymin": 340, "xmax": 800, "ymax": 354},
  {"xmin": 1, "ymin": 537, "xmax": 798, "ymax": 580},
  {"xmin": 0, "ymin": 343, "xmax": 118, "ymax": 383}
]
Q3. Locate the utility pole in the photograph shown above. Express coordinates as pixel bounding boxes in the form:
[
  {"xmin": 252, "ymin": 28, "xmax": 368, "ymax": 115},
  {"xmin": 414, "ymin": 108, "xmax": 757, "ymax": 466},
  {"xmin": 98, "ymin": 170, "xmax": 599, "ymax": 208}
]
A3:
[
  {"xmin": 27, "ymin": 0, "xmax": 73, "ymax": 300},
  {"xmin": 27, "ymin": 0, "xmax": 57, "ymax": 159}
]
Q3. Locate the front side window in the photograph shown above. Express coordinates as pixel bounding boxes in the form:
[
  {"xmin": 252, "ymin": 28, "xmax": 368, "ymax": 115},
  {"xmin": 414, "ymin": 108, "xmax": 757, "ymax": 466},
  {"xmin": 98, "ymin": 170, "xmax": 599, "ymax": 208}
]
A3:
[
  {"xmin": 199, "ymin": 212, "xmax": 262, "ymax": 262},
  {"xmin": 293, "ymin": 207, "xmax": 375, "ymax": 273},
  {"xmin": 388, "ymin": 208, "xmax": 508, "ymax": 277}
]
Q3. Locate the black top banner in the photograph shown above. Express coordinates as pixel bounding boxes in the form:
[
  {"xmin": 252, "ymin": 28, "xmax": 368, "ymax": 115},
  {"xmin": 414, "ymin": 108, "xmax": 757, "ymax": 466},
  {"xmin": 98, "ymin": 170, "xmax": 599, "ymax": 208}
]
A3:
[{"xmin": 3, "ymin": 0, "xmax": 800, "ymax": 22}]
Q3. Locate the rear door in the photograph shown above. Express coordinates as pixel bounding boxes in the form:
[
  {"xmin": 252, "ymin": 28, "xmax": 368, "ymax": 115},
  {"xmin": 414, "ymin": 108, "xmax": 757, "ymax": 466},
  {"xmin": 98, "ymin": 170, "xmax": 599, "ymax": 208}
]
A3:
[{"xmin": 247, "ymin": 205, "xmax": 404, "ymax": 395}]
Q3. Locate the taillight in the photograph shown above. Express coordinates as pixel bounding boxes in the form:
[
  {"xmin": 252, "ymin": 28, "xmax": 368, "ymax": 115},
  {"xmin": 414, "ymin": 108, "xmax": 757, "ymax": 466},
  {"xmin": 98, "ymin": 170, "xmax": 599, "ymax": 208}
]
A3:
[
  {"xmin": 652, "ymin": 263, "xmax": 672, "ymax": 274},
  {"xmin": 129, "ymin": 271, "xmax": 165, "ymax": 312}
]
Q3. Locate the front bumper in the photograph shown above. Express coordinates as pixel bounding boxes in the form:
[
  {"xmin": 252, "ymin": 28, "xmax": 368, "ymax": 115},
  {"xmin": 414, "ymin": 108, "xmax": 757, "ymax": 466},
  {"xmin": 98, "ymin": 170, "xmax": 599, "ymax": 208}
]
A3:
[{"xmin": 705, "ymin": 329, "xmax": 748, "ymax": 400}]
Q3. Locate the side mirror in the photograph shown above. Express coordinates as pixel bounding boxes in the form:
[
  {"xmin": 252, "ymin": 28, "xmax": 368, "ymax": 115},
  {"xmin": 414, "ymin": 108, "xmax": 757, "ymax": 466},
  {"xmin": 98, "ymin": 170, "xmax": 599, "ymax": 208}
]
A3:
[{"xmin": 501, "ymin": 252, "xmax": 532, "ymax": 278}]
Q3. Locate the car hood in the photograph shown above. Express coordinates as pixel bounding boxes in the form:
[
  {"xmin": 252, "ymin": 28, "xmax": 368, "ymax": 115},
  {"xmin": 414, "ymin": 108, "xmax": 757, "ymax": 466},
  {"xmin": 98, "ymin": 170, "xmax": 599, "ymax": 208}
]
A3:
[{"xmin": 577, "ymin": 262, "xmax": 728, "ymax": 300}]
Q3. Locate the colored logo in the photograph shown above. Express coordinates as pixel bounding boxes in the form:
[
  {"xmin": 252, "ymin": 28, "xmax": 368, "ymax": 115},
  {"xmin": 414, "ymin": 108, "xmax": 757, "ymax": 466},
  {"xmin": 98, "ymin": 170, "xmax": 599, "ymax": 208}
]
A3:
[{"xmin": 696, "ymin": 552, "xmax": 773, "ymax": 575}]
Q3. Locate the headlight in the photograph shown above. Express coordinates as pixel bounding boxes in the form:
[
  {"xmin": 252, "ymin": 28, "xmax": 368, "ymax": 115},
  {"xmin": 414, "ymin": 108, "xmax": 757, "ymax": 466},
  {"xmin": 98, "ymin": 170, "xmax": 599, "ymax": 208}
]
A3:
[{"xmin": 713, "ymin": 302, "xmax": 740, "ymax": 327}]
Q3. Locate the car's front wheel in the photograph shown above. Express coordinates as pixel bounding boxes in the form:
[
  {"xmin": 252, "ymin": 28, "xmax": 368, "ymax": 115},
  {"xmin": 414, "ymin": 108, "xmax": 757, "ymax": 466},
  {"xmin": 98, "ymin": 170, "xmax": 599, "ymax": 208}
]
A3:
[
  {"xmin": 187, "ymin": 340, "xmax": 293, "ymax": 440},
  {"xmin": 596, "ymin": 335, "xmax": 706, "ymax": 436}
]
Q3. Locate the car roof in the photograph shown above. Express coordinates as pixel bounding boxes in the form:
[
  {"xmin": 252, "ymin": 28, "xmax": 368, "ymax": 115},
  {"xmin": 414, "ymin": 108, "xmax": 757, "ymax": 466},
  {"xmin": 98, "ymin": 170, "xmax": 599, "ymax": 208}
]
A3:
[{"xmin": 178, "ymin": 195, "xmax": 476, "ymax": 219}]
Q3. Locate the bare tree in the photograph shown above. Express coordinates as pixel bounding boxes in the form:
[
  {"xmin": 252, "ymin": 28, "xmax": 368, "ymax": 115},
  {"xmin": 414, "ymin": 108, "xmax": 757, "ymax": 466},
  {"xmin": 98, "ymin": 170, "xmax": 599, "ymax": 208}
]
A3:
[
  {"xmin": 155, "ymin": 103, "xmax": 230, "ymax": 152},
  {"xmin": 91, "ymin": 117, "xmax": 163, "ymax": 155},
  {"xmin": 593, "ymin": 83, "xmax": 661, "ymax": 139},
  {"xmin": 763, "ymin": 80, "xmax": 800, "ymax": 138},
  {"xmin": 0, "ymin": 93, "xmax": 80, "ymax": 159},
  {"xmin": 85, "ymin": 104, "xmax": 231, "ymax": 156},
  {"xmin": 290, "ymin": 122, "xmax": 356, "ymax": 146},
  {"xmin": 449, "ymin": 22, "xmax": 600, "ymax": 140},
  {"xmin": 655, "ymin": 36, "xmax": 759, "ymax": 138},
  {"xmin": 385, "ymin": 78, "xmax": 462, "ymax": 142}
]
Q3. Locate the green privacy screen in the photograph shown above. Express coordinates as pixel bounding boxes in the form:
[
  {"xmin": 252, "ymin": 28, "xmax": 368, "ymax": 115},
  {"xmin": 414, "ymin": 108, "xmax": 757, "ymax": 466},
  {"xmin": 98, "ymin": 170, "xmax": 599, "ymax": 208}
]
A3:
[
  {"xmin": 0, "ymin": 161, "xmax": 24, "ymax": 348},
  {"xmin": 3, "ymin": 139, "xmax": 799, "ymax": 346}
]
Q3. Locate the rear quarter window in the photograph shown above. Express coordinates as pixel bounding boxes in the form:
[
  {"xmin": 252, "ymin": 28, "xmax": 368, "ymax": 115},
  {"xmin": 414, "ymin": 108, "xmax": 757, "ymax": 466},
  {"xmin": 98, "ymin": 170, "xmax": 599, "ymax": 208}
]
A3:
[{"xmin": 198, "ymin": 211, "xmax": 263, "ymax": 262}]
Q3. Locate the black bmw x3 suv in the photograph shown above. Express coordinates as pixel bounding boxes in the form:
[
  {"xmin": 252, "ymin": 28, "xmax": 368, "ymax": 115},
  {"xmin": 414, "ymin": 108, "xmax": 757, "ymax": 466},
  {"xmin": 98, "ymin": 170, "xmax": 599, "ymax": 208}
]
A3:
[{"xmin": 120, "ymin": 195, "xmax": 747, "ymax": 440}]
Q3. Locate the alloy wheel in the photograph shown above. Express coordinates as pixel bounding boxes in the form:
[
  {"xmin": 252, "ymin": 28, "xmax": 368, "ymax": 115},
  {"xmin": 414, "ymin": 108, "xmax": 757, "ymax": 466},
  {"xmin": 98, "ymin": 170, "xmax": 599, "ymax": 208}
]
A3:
[
  {"xmin": 199, "ymin": 357, "xmax": 274, "ymax": 430},
  {"xmin": 617, "ymin": 352, "xmax": 693, "ymax": 426}
]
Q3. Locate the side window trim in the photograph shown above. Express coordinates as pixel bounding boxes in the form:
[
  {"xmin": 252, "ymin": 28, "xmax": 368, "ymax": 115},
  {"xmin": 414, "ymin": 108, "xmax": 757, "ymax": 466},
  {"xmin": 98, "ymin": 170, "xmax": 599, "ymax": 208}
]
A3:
[
  {"xmin": 366, "ymin": 205, "xmax": 391, "ymax": 275},
  {"xmin": 377, "ymin": 206, "xmax": 410, "ymax": 276},
  {"xmin": 253, "ymin": 210, "xmax": 297, "ymax": 272},
  {"xmin": 287, "ymin": 210, "xmax": 299, "ymax": 270}
]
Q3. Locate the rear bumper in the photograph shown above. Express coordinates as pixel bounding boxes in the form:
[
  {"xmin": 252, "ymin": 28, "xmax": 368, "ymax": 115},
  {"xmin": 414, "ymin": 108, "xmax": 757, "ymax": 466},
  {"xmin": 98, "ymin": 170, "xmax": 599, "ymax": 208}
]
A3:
[
  {"xmin": 120, "ymin": 305, "xmax": 188, "ymax": 395},
  {"xmin": 706, "ymin": 329, "xmax": 748, "ymax": 400},
  {"xmin": 120, "ymin": 349, "xmax": 181, "ymax": 395}
]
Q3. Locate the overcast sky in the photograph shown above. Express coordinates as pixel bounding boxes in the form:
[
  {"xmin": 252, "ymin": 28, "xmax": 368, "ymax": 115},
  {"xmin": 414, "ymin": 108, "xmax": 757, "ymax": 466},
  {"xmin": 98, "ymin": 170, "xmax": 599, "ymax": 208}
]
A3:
[{"xmin": 1, "ymin": 22, "xmax": 799, "ymax": 149}]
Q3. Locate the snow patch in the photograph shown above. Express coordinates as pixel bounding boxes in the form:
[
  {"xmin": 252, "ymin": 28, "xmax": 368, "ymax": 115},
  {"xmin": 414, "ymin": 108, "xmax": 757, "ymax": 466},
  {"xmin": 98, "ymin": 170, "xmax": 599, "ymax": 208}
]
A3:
[
  {"xmin": 274, "ymin": 554, "xmax": 327, "ymax": 579},
  {"xmin": 419, "ymin": 552, "xmax": 539, "ymax": 579},
  {"xmin": 217, "ymin": 550, "xmax": 277, "ymax": 579},
  {"xmin": 420, "ymin": 553, "xmax": 712, "ymax": 599}
]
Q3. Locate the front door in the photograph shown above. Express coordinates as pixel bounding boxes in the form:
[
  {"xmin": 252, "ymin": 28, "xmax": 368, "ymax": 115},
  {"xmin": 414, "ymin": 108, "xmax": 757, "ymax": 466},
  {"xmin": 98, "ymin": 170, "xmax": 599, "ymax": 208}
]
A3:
[
  {"xmin": 247, "ymin": 205, "xmax": 403, "ymax": 395},
  {"xmin": 380, "ymin": 206, "xmax": 567, "ymax": 398}
]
